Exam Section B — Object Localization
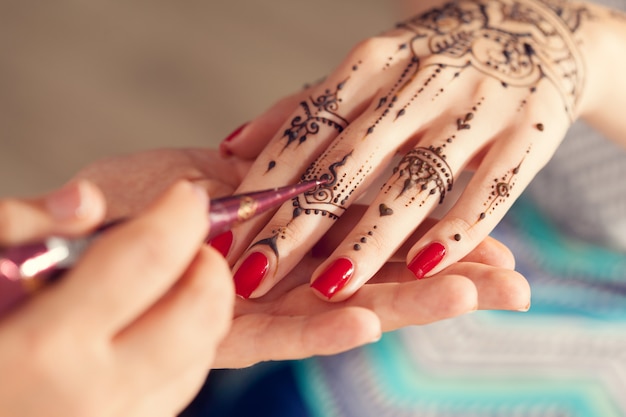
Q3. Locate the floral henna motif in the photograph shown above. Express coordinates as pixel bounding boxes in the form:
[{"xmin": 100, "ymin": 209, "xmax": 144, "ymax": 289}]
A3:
[
  {"xmin": 293, "ymin": 150, "xmax": 373, "ymax": 220},
  {"xmin": 368, "ymin": 0, "xmax": 587, "ymax": 132},
  {"xmin": 282, "ymin": 81, "xmax": 348, "ymax": 151},
  {"xmin": 281, "ymin": 63, "xmax": 362, "ymax": 152},
  {"xmin": 252, "ymin": 151, "xmax": 373, "ymax": 258},
  {"xmin": 384, "ymin": 146, "xmax": 454, "ymax": 207},
  {"xmin": 477, "ymin": 147, "xmax": 531, "ymax": 221}
]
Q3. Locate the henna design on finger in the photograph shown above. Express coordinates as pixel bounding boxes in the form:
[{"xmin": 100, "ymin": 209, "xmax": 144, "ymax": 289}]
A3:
[
  {"xmin": 353, "ymin": 225, "xmax": 378, "ymax": 252},
  {"xmin": 282, "ymin": 81, "xmax": 349, "ymax": 150},
  {"xmin": 281, "ymin": 63, "xmax": 361, "ymax": 153},
  {"xmin": 292, "ymin": 150, "xmax": 374, "ymax": 220},
  {"xmin": 535, "ymin": 122, "xmax": 545, "ymax": 131},
  {"xmin": 379, "ymin": 203, "xmax": 394, "ymax": 216},
  {"xmin": 477, "ymin": 147, "xmax": 531, "ymax": 221},
  {"xmin": 253, "ymin": 233, "xmax": 280, "ymax": 258},
  {"xmin": 384, "ymin": 146, "xmax": 454, "ymax": 207}
]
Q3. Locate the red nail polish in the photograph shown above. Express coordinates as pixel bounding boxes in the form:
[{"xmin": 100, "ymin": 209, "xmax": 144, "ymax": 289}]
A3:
[
  {"xmin": 234, "ymin": 252, "xmax": 269, "ymax": 299},
  {"xmin": 311, "ymin": 258, "xmax": 354, "ymax": 300},
  {"xmin": 408, "ymin": 242, "xmax": 446, "ymax": 279},
  {"xmin": 219, "ymin": 123, "xmax": 248, "ymax": 157},
  {"xmin": 223, "ymin": 123, "xmax": 248, "ymax": 144},
  {"xmin": 207, "ymin": 231, "xmax": 233, "ymax": 258}
]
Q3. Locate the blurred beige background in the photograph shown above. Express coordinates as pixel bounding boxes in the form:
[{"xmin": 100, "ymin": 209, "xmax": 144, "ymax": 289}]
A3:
[{"xmin": 0, "ymin": 1, "xmax": 395, "ymax": 197}]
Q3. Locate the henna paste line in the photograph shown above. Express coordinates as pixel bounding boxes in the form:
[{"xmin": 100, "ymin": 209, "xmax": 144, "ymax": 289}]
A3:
[
  {"xmin": 384, "ymin": 146, "xmax": 454, "ymax": 208},
  {"xmin": 372, "ymin": 0, "xmax": 588, "ymax": 128},
  {"xmin": 477, "ymin": 147, "xmax": 531, "ymax": 222}
]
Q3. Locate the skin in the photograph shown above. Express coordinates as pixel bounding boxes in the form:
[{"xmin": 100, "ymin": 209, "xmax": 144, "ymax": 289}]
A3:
[
  {"xmin": 221, "ymin": 0, "xmax": 626, "ymax": 301},
  {"xmin": 0, "ymin": 180, "xmax": 233, "ymax": 417},
  {"xmin": 73, "ymin": 147, "xmax": 530, "ymax": 368}
]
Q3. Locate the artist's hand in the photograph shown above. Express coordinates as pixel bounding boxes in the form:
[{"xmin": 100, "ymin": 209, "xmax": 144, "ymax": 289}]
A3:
[
  {"xmin": 220, "ymin": 0, "xmax": 616, "ymax": 300},
  {"xmin": 74, "ymin": 149, "xmax": 529, "ymax": 368},
  {"xmin": 0, "ymin": 180, "xmax": 233, "ymax": 417}
]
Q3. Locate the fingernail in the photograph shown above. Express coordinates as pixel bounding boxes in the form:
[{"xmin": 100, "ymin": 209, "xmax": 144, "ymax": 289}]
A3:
[
  {"xmin": 517, "ymin": 302, "xmax": 531, "ymax": 312},
  {"xmin": 233, "ymin": 252, "xmax": 269, "ymax": 299},
  {"xmin": 311, "ymin": 258, "xmax": 354, "ymax": 300},
  {"xmin": 219, "ymin": 123, "xmax": 248, "ymax": 156},
  {"xmin": 407, "ymin": 242, "xmax": 446, "ymax": 279},
  {"xmin": 45, "ymin": 181, "xmax": 89, "ymax": 221},
  {"xmin": 208, "ymin": 230, "xmax": 233, "ymax": 257}
]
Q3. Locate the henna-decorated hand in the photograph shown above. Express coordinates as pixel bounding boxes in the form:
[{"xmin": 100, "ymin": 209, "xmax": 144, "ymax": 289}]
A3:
[
  {"xmin": 73, "ymin": 149, "xmax": 530, "ymax": 368},
  {"xmin": 220, "ymin": 0, "xmax": 621, "ymax": 300}
]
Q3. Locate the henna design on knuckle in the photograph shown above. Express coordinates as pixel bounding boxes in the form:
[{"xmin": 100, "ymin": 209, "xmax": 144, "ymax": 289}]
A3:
[
  {"xmin": 281, "ymin": 63, "xmax": 362, "ymax": 153},
  {"xmin": 282, "ymin": 81, "xmax": 348, "ymax": 150},
  {"xmin": 477, "ymin": 147, "xmax": 531, "ymax": 221},
  {"xmin": 384, "ymin": 146, "xmax": 454, "ymax": 208},
  {"xmin": 252, "ymin": 148, "xmax": 374, "ymax": 259},
  {"xmin": 292, "ymin": 150, "xmax": 373, "ymax": 220}
]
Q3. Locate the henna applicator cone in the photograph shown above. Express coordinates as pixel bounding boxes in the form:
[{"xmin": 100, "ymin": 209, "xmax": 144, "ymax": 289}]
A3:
[{"xmin": 0, "ymin": 179, "xmax": 326, "ymax": 315}]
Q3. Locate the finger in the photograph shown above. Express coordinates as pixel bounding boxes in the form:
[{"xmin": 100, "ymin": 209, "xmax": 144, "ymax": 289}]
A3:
[
  {"xmin": 366, "ymin": 260, "xmax": 530, "ymax": 313},
  {"xmin": 229, "ymin": 52, "xmax": 468, "ymax": 298},
  {"xmin": 44, "ymin": 181, "xmax": 210, "ymax": 334},
  {"xmin": 114, "ymin": 246, "xmax": 233, "ymax": 394},
  {"xmin": 220, "ymin": 88, "xmax": 311, "ymax": 159},
  {"xmin": 271, "ymin": 262, "xmax": 529, "ymax": 331},
  {"xmin": 307, "ymin": 81, "xmax": 522, "ymax": 300},
  {"xmin": 313, "ymin": 205, "xmax": 514, "ymax": 269},
  {"xmin": 405, "ymin": 96, "xmax": 570, "ymax": 279},
  {"xmin": 0, "ymin": 180, "xmax": 105, "ymax": 245},
  {"xmin": 214, "ymin": 306, "xmax": 381, "ymax": 368},
  {"xmin": 226, "ymin": 38, "xmax": 408, "ymax": 270}
]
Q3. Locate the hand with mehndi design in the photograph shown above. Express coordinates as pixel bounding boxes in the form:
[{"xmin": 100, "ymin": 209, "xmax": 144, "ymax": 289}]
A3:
[
  {"xmin": 73, "ymin": 148, "xmax": 530, "ymax": 368},
  {"xmin": 220, "ymin": 0, "xmax": 626, "ymax": 301}
]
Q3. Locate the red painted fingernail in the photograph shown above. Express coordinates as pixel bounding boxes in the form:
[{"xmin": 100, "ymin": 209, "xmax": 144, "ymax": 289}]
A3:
[
  {"xmin": 311, "ymin": 258, "xmax": 354, "ymax": 300},
  {"xmin": 207, "ymin": 231, "xmax": 233, "ymax": 258},
  {"xmin": 233, "ymin": 252, "xmax": 269, "ymax": 299},
  {"xmin": 407, "ymin": 242, "xmax": 446, "ymax": 279},
  {"xmin": 219, "ymin": 123, "xmax": 248, "ymax": 156}
]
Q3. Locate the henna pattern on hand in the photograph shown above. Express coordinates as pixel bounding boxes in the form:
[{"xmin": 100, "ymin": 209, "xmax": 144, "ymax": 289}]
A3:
[
  {"xmin": 353, "ymin": 226, "xmax": 377, "ymax": 252},
  {"xmin": 252, "ymin": 150, "xmax": 373, "ymax": 258},
  {"xmin": 384, "ymin": 146, "xmax": 454, "ymax": 207},
  {"xmin": 282, "ymin": 81, "xmax": 348, "ymax": 150},
  {"xmin": 368, "ymin": 0, "xmax": 587, "ymax": 132},
  {"xmin": 292, "ymin": 150, "xmax": 373, "ymax": 220},
  {"xmin": 477, "ymin": 147, "xmax": 531, "ymax": 221},
  {"xmin": 280, "ymin": 63, "xmax": 362, "ymax": 153}
]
